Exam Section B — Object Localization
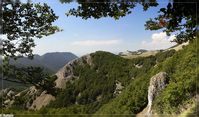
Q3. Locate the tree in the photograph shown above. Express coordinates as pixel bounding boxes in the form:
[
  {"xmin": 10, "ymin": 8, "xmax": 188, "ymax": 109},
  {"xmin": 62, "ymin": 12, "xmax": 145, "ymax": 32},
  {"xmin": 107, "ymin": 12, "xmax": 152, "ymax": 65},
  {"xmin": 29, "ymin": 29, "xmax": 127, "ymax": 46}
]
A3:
[
  {"xmin": 60, "ymin": 0, "xmax": 197, "ymax": 44},
  {"xmin": 2, "ymin": 62, "xmax": 58, "ymax": 95},
  {"xmin": 0, "ymin": 0, "xmax": 60, "ymax": 94},
  {"xmin": 1, "ymin": 0, "xmax": 197, "ymax": 93},
  {"xmin": 61, "ymin": 0, "xmax": 158, "ymax": 20},
  {"xmin": 1, "ymin": 0, "xmax": 60, "ymax": 59},
  {"xmin": 145, "ymin": 0, "xmax": 198, "ymax": 44}
]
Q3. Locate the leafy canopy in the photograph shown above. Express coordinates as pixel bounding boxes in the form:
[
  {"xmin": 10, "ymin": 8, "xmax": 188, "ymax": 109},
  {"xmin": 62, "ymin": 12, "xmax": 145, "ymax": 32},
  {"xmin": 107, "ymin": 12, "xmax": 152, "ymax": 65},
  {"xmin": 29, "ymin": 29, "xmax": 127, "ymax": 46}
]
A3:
[
  {"xmin": 0, "ymin": 0, "xmax": 60, "ymax": 93},
  {"xmin": 61, "ymin": 0, "xmax": 158, "ymax": 20},
  {"xmin": 1, "ymin": 0, "xmax": 60, "ymax": 59},
  {"xmin": 145, "ymin": 0, "xmax": 198, "ymax": 44},
  {"xmin": 61, "ymin": 0, "xmax": 197, "ymax": 44}
]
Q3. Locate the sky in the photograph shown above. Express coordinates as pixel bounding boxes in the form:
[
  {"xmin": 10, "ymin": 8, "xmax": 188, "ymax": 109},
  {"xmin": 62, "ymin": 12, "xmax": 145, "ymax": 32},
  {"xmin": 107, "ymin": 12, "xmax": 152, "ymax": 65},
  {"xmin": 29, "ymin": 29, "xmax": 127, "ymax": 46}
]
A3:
[{"xmin": 29, "ymin": 0, "xmax": 176, "ymax": 56}]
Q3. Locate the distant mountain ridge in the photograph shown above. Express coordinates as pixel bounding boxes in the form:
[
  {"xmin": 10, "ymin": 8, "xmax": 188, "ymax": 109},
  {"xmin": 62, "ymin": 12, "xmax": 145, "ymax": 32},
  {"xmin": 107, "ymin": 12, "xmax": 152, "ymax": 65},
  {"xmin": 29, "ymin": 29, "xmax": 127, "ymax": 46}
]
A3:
[
  {"xmin": 2, "ymin": 52, "xmax": 78, "ymax": 73},
  {"xmin": 38, "ymin": 52, "xmax": 78, "ymax": 72},
  {"xmin": 1, "ymin": 39, "xmax": 197, "ymax": 116},
  {"xmin": 119, "ymin": 43, "xmax": 189, "ymax": 59}
]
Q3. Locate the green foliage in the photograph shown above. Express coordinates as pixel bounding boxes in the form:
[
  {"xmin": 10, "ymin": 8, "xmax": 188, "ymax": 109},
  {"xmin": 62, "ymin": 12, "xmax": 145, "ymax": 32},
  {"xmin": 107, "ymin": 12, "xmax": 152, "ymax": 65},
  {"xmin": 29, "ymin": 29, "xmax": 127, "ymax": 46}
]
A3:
[
  {"xmin": 8, "ymin": 88, "xmax": 43, "ymax": 110},
  {"xmin": 12, "ymin": 94, "xmax": 28, "ymax": 109},
  {"xmin": 2, "ymin": 62, "xmax": 58, "ymax": 95},
  {"xmin": 3, "ymin": 106, "xmax": 91, "ymax": 117},
  {"xmin": 1, "ymin": 0, "xmax": 197, "ymax": 115},
  {"xmin": 62, "ymin": 0, "xmax": 158, "ymax": 20},
  {"xmin": 155, "ymin": 50, "xmax": 176, "ymax": 63},
  {"xmin": 1, "ymin": 0, "xmax": 60, "ymax": 95},
  {"xmin": 95, "ymin": 39, "xmax": 197, "ymax": 115},
  {"xmin": 95, "ymin": 68, "xmax": 151, "ymax": 115},
  {"xmin": 1, "ymin": 0, "xmax": 60, "ymax": 58},
  {"xmin": 49, "ymin": 52, "xmax": 137, "ymax": 112},
  {"xmin": 48, "ymin": 50, "xmax": 175, "ymax": 114},
  {"xmin": 152, "ymin": 38, "xmax": 198, "ymax": 114},
  {"xmin": 61, "ymin": 0, "xmax": 197, "ymax": 43},
  {"xmin": 186, "ymin": 102, "xmax": 199, "ymax": 117},
  {"xmin": 2, "ymin": 40, "xmax": 196, "ymax": 115},
  {"xmin": 145, "ymin": 0, "xmax": 198, "ymax": 44}
]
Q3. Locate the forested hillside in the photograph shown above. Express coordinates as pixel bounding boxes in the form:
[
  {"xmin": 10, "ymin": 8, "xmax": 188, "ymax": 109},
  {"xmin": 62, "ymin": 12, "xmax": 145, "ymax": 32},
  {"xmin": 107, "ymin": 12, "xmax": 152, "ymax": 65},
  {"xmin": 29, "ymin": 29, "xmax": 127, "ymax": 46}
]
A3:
[
  {"xmin": 1, "ymin": 39, "xmax": 197, "ymax": 117},
  {"xmin": 1, "ymin": 0, "xmax": 197, "ymax": 117},
  {"xmin": 96, "ymin": 38, "xmax": 198, "ymax": 116},
  {"xmin": 0, "ymin": 52, "xmax": 77, "ymax": 90}
]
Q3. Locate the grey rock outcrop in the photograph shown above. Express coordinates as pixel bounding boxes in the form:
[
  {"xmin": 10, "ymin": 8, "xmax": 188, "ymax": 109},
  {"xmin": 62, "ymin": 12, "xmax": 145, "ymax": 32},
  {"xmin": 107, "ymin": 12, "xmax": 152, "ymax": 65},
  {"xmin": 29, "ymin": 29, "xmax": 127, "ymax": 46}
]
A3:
[
  {"xmin": 0, "ymin": 88, "xmax": 16, "ymax": 107},
  {"xmin": 30, "ymin": 90, "xmax": 55, "ymax": 110},
  {"xmin": 30, "ymin": 54, "xmax": 93, "ymax": 109},
  {"xmin": 26, "ymin": 54, "xmax": 92, "ymax": 109},
  {"xmin": 0, "ymin": 86, "xmax": 51, "ymax": 110},
  {"xmin": 15, "ymin": 86, "xmax": 55, "ymax": 110},
  {"xmin": 55, "ymin": 54, "xmax": 92, "ymax": 89},
  {"xmin": 114, "ymin": 81, "xmax": 124, "ymax": 95},
  {"xmin": 147, "ymin": 72, "xmax": 169, "ymax": 116},
  {"xmin": 136, "ymin": 72, "xmax": 169, "ymax": 117},
  {"xmin": 1, "ymin": 54, "xmax": 92, "ymax": 110}
]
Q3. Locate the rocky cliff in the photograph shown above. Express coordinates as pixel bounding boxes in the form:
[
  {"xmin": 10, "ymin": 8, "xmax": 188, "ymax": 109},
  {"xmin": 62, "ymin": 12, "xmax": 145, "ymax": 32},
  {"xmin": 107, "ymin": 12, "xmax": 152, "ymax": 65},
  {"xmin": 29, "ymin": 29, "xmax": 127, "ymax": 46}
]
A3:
[
  {"xmin": 137, "ymin": 72, "xmax": 169, "ymax": 117},
  {"xmin": 0, "ymin": 54, "xmax": 93, "ymax": 110},
  {"xmin": 27, "ymin": 54, "xmax": 92, "ymax": 110},
  {"xmin": 55, "ymin": 54, "xmax": 92, "ymax": 89}
]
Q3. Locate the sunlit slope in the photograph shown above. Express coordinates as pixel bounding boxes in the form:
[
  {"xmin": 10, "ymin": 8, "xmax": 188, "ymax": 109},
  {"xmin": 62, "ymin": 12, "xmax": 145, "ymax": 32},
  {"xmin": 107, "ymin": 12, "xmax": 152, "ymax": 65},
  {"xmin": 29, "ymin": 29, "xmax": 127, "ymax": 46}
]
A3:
[
  {"xmin": 96, "ymin": 38, "xmax": 198, "ymax": 116},
  {"xmin": 1, "ymin": 39, "xmax": 197, "ymax": 117}
]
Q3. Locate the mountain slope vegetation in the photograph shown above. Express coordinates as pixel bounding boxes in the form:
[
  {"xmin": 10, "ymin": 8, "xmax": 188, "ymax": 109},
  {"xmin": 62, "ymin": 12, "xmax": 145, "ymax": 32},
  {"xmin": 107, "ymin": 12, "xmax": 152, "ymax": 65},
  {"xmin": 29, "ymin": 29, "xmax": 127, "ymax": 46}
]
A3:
[
  {"xmin": 1, "ymin": 38, "xmax": 197, "ymax": 117},
  {"xmin": 0, "ymin": 52, "xmax": 77, "ymax": 90},
  {"xmin": 96, "ymin": 38, "xmax": 198, "ymax": 116}
]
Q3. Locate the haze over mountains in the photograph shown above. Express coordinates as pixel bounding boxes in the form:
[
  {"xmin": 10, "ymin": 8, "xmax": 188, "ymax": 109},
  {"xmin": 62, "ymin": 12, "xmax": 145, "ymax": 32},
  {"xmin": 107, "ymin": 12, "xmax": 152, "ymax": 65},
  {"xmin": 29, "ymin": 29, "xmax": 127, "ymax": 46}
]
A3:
[
  {"xmin": 7, "ymin": 52, "xmax": 78, "ymax": 73},
  {"xmin": 0, "ymin": 39, "xmax": 198, "ymax": 117},
  {"xmin": 0, "ymin": 52, "xmax": 78, "ymax": 89}
]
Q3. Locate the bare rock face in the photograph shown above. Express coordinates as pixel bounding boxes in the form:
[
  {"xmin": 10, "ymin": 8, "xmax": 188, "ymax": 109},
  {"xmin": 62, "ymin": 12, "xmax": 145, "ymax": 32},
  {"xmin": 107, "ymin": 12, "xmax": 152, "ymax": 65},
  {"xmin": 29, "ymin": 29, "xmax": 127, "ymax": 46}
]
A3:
[
  {"xmin": 136, "ymin": 72, "xmax": 169, "ymax": 117},
  {"xmin": 0, "ymin": 86, "xmax": 49, "ymax": 110},
  {"xmin": 10, "ymin": 86, "xmax": 55, "ymax": 110},
  {"xmin": 147, "ymin": 72, "xmax": 169, "ymax": 117},
  {"xmin": 135, "ymin": 64, "xmax": 143, "ymax": 68},
  {"xmin": 55, "ymin": 54, "xmax": 92, "ymax": 89},
  {"xmin": 0, "ymin": 88, "xmax": 16, "ymax": 108},
  {"xmin": 15, "ymin": 86, "xmax": 43, "ymax": 109},
  {"xmin": 26, "ymin": 54, "xmax": 92, "ymax": 110},
  {"xmin": 30, "ymin": 91, "xmax": 55, "ymax": 110},
  {"xmin": 114, "ymin": 81, "xmax": 124, "ymax": 95},
  {"xmin": 1, "ymin": 54, "xmax": 92, "ymax": 110}
]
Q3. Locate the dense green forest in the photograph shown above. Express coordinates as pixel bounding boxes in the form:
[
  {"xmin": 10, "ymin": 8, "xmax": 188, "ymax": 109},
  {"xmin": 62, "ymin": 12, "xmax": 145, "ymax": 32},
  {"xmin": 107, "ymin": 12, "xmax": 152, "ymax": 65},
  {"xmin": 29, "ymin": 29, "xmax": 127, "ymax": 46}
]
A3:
[
  {"xmin": 96, "ymin": 38, "xmax": 198, "ymax": 115},
  {"xmin": 2, "ymin": 38, "xmax": 197, "ymax": 117},
  {"xmin": 1, "ymin": 0, "xmax": 197, "ymax": 117}
]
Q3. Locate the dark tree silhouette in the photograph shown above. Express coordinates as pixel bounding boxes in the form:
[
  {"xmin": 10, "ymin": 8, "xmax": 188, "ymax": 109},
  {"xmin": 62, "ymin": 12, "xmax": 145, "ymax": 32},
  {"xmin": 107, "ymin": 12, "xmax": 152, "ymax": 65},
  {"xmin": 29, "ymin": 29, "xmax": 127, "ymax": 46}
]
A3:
[
  {"xmin": 60, "ymin": 0, "xmax": 197, "ymax": 44},
  {"xmin": 2, "ymin": 61, "xmax": 58, "ymax": 95},
  {"xmin": 1, "ymin": 0, "xmax": 60, "ymax": 59},
  {"xmin": 145, "ymin": 0, "xmax": 198, "ymax": 44},
  {"xmin": 0, "ymin": 0, "xmax": 197, "ymax": 93},
  {"xmin": 0, "ymin": 0, "xmax": 59, "ymax": 93},
  {"xmin": 61, "ymin": 0, "xmax": 158, "ymax": 20}
]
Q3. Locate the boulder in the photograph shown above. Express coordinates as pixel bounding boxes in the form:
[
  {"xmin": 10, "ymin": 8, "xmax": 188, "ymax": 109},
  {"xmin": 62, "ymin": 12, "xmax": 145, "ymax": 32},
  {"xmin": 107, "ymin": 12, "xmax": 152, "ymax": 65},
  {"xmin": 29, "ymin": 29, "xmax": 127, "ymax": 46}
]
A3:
[{"xmin": 30, "ymin": 91, "xmax": 55, "ymax": 110}]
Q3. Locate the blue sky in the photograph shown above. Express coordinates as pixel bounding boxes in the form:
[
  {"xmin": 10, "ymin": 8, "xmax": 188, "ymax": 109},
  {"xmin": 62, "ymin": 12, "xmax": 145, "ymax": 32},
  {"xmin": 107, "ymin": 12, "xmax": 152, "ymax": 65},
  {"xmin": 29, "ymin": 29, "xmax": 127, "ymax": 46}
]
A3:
[{"xmin": 31, "ymin": 0, "xmax": 176, "ymax": 56}]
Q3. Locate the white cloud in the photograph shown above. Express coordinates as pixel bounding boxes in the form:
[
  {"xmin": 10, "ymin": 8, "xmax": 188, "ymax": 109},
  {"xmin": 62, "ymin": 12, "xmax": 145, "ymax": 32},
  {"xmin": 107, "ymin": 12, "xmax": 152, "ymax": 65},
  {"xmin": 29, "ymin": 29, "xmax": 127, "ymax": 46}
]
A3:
[
  {"xmin": 151, "ymin": 32, "xmax": 167, "ymax": 43},
  {"xmin": 141, "ymin": 32, "xmax": 176, "ymax": 50},
  {"xmin": 0, "ymin": 34, "xmax": 7, "ymax": 40},
  {"xmin": 168, "ymin": 35, "xmax": 176, "ymax": 41},
  {"xmin": 0, "ymin": 35, "xmax": 6, "ymax": 50},
  {"xmin": 71, "ymin": 39, "xmax": 121, "ymax": 46}
]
